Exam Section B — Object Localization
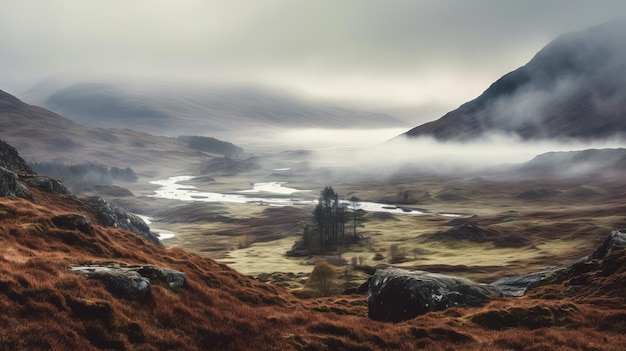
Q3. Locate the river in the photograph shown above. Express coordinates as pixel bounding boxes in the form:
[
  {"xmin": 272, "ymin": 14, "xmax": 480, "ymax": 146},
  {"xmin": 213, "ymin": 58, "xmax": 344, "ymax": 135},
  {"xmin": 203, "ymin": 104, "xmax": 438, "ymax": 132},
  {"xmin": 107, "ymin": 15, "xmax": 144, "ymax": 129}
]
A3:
[{"xmin": 149, "ymin": 175, "xmax": 426, "ymax": 215}]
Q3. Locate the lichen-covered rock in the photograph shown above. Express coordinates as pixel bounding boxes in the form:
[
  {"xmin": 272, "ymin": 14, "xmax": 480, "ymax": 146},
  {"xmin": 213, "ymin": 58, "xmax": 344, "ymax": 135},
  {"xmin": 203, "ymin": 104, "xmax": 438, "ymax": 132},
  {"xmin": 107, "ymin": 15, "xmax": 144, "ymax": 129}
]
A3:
[
  {"xmin": 0, "ymin": 166, "xmax": 33, "ymax": 201},
  {"xmin": 72, "ymin": 263, "xmax": 186, "ymax": 300},
  {"xmin": 368, "ymin": 267, "xmax": 501, "ymax": 322},
  {"xmin": 137, "ymin": 266, "xmax": 186, "ymax": 290},
  {"xmin": 85, "ymin": 196, "xmax": 162, "ymax": 246},
  {"xmin": 73, "ymin": 266, "xmax": 151, "ymax": 301}
]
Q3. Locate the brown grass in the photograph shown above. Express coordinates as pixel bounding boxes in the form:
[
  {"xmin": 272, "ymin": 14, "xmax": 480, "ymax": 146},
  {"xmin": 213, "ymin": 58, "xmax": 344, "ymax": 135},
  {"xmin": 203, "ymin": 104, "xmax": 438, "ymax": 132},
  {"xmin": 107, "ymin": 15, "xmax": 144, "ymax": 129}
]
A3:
[{"xmin": 0, "ymin": 185, "xmax": 625, "ymax": 350}]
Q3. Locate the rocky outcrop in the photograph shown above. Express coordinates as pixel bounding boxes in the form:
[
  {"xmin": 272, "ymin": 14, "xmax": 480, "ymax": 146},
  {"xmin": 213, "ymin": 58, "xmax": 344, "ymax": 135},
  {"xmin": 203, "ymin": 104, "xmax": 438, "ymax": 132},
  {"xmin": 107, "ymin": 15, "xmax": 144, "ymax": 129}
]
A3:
[
  {"xmin": 0, "ymin": 138, "xmax": 72, "ymax": 200},
  {"xmin": 20, "ymin": 174, "xmax": 73, "ymax": 196},
  {"xmin": 72, "ymin": 263, "xmax": 186, "ymax": 301},
  {"xmin": 0, "ymin": 139, "xmax": 33, "ymax": 174},
  {"xmin": 80, "ymin": 267, "xmax": 151, "ymax": 301},
  {"xmin": 85, "ymin": 196, "xmax": 162, "ymax": 246},
  {"xmin": 490, "ymin": 267, "xmax": 568, "ymax": 297},
  {"xmin": 491, "ymin": 231, "xmax": 626, "ymax": 297},
  {"xmin": 367, "ymin": 268, "xmax": 501, "ymax": 322},
  {"xmin": 589, "ymin": 230, "xmax": 626, "ymax": 260},
  {"xmin": 0, "ymin": 166, "xmax": 33, "ymax": 201},
  {"xmin": 136, "ymin": 266, "xmax": 186, "ymax": 290}
]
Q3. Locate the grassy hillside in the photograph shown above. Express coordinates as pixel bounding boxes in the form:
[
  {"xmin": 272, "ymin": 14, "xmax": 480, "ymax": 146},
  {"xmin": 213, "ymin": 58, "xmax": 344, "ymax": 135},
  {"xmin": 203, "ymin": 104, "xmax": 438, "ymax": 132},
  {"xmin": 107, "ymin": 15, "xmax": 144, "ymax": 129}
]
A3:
[{"xmin": 1, "ymin": 169, "xmax": 626, "ymax": 350}]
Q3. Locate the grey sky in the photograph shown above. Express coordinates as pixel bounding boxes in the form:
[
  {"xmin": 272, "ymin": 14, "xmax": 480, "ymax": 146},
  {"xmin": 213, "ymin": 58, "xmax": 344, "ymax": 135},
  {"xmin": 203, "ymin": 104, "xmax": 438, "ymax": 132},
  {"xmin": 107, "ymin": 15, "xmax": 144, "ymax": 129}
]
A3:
[{"xmin": 1, "ymin": 0, "xmax": 625, "ymax": 121}]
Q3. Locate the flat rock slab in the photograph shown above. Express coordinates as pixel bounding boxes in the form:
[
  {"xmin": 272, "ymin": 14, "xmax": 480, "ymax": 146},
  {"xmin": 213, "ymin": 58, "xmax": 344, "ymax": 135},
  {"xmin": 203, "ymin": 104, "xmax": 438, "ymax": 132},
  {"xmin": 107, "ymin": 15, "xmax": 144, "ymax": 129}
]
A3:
[{"xmin": 72, "ymin": 263, "xmax": 186, "ymax": 301}]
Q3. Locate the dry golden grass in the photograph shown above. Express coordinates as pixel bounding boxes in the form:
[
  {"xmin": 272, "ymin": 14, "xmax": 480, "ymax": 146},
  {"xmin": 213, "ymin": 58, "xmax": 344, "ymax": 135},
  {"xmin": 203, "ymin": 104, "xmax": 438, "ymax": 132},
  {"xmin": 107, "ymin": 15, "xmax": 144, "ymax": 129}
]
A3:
[{"xmin": 1, "ymin": 184, "xmax": 626, "ymax": 350}]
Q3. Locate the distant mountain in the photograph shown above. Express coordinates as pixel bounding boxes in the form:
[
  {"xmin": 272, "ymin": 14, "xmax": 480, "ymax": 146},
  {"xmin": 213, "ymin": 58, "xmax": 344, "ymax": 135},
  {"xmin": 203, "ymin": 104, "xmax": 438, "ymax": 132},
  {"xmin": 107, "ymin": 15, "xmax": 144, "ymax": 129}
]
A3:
[
  {"xmin": 405, "ymin": 19, "xmax": 626, "ymax": 141},
  {"xmin": 0, "ymin": 89, "xmax": 211, "ymax": 177},
  {"xmin": 514, "ymin": 148, "xmax": 626, "ymax": 179},
  {"xmin": 24, "ymin": 83, "xmax": 405, "ymax": 137}
]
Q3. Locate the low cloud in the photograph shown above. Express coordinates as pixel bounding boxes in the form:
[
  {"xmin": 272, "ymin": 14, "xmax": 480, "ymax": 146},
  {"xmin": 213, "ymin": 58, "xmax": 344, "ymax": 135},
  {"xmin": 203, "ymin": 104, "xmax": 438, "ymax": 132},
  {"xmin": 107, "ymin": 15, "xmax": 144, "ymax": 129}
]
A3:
[{"xmin": 285, "ymin": 131, "xmax": 626, "ymax": 179}]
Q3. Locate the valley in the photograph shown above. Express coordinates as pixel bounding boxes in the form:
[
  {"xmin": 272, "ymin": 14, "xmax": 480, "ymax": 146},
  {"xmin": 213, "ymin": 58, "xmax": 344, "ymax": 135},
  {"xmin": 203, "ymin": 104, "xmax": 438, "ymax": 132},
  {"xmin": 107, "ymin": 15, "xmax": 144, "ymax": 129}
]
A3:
[
  {"xmin": 108, "ymin": 152, "xmax": 626, "ymax": 288},
  {"xmin": 2, "ymin": 11, "xmax": 626, "ymax": 350}
]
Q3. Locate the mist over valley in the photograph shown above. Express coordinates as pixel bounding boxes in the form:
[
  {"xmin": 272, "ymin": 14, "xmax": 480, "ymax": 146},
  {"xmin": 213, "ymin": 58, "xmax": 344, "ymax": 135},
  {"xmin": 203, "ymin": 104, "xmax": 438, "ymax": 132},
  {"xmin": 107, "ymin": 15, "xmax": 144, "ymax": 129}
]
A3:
[{"xmin": 1, "ymin": 3, "xmax": 626, "ymax": 350}]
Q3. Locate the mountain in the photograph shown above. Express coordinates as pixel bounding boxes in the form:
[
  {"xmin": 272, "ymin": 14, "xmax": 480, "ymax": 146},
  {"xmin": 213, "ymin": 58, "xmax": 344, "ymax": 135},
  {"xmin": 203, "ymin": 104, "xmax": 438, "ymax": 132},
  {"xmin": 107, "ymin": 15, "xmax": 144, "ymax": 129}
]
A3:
[
  {"xmin": 516, "ymin": 148, "xmax": 626, "ymax": 179},
  {"xmin": 2, "ymin": 140, "xmax": 626, "ymax": 350},
  {"xmin": 405, "ymin": 19, "xmax": 626, "ymax": 141},
  {"xmin": 0, "ymin": 89, "xmax": 212, "ymax": 178},
  {"xmin": 24, "ymin": 83, "xmax": 406, "ymax": 138}
]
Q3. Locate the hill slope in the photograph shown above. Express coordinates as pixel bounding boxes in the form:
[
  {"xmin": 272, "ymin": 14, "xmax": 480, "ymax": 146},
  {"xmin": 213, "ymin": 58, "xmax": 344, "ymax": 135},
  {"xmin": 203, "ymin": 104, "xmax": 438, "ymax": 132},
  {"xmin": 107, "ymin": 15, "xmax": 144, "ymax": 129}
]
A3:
[
  {"xmin": 0, "ymin": 89, "xmax": 211, "ymax": 178},
  {"xmin": 1, "ymin": 140, "xmax": 626, "ymax": 350},
  {"xmin": 405, "ymin": 19, "xmax": 626, "ymax": 141},
  {"xmin": 26, "ymin": 83, "xmax": 405, "ymax": 137}
]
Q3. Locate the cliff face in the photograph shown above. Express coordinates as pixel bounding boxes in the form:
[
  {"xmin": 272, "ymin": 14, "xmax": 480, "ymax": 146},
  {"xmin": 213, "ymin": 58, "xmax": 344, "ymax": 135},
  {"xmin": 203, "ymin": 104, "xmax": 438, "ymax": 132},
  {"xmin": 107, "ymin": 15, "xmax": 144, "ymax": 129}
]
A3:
[{"xmin": 405, "ymin": 19, "xmax": 626, "ymax": 141}]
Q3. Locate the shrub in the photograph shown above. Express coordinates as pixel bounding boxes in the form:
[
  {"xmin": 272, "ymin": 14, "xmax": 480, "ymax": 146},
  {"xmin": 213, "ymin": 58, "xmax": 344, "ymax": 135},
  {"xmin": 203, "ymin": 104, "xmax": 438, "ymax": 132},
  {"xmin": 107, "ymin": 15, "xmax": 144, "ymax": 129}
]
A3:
[
  {"xmin": 308, "ymin": 262, "xmax": 337, "ymax": 296},
  {"xmin": 388, "ymin": 244, "xmax": 406, "ymax": 264}
]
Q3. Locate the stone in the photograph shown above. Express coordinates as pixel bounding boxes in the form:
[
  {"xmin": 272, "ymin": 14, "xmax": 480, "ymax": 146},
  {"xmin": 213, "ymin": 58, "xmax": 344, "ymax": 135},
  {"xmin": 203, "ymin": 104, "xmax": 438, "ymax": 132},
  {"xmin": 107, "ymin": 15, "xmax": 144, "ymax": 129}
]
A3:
[
  {"xmin": 491, "ymin": 231, "xmax": 626, "ymax": 297},
  {"xmin": 20, "ymin": 175, "xmax": 73, "ymax": 196},
  {"xmin": 137, "ymin": 265, "xmax": 186, "ymax": 290},
  {"xmin": 73, "ymin": 266, "xmax": 151, "ymax": 301},
  {"xmin": 490, "ymin": 267, "xmax": 568, "ymax": 297},
  {"xmin": 589, "ymin": 230, "xmax": 626, "ymax": 260},
  {"xmin": 72, "ymin": 263, "xmax": 186, "ymax": 300},
  {"xmin": 85, "ymin": 196, "xmax": 162, "ymax": 246},
  {"xmin": 0, "ymin": 166, "xmax": 33, "ymax": 201},
  {"xmin": 0, "ymin": 139, "xmax": 33, "ymax": 174},
  {"xmin": 367, "ymin": 267, "xmax": 501, "ymax": 322}
]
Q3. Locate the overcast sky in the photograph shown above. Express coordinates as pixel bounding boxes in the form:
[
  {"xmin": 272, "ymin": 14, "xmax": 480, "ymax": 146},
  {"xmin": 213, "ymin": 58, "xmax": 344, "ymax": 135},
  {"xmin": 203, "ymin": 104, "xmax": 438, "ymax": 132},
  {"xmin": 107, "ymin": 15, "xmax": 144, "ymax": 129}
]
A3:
[{"xmin": 1, "ymin": 0, "xmax": 625, "ymax": 122}]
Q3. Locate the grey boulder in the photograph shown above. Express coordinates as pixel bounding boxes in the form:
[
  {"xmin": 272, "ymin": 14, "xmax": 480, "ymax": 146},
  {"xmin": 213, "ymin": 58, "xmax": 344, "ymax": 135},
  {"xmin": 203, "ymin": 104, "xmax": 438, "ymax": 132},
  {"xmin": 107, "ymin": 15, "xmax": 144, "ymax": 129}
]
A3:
[{"xmin": 368, "ymin": 267, "xmax": 501, "ymax": 322}]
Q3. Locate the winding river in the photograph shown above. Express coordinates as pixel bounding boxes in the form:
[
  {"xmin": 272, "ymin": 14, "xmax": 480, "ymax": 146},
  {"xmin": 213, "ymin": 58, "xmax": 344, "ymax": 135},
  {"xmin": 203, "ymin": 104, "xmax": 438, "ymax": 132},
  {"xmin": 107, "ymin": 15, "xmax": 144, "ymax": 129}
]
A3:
[{"xmin": 149, "ymin": 175, "xmax": 427, "ymax": 215}]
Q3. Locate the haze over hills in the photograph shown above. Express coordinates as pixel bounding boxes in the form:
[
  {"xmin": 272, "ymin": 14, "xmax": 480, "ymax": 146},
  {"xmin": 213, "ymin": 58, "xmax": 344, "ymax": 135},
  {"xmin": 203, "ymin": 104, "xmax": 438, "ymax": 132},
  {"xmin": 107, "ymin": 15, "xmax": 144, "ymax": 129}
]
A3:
[
  {"xmin": 23, "ymin": 82, "xmax": 406, "ymax": 138},
  {"xmin": 0, "ymin": 89, "xmax": 212, "ymax": 178},
  {"xmin": 404, "ymin": 19, "xmax": 626, "ymax": 141}
]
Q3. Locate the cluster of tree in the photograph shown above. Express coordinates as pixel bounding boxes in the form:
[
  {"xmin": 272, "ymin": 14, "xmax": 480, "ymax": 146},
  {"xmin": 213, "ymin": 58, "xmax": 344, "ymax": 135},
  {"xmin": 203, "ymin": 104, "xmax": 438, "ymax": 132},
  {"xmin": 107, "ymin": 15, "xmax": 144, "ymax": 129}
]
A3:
[
  {"xmin": 299, "ymin": 187, "xmax": 367, "ymax": 253},
  {"xmin": 177, "ymin": 135, "xmax": 243, "ymax": 156},
  {"xmin": 31, "ymin": 162, "xmax": 138, "ymax": 194}
]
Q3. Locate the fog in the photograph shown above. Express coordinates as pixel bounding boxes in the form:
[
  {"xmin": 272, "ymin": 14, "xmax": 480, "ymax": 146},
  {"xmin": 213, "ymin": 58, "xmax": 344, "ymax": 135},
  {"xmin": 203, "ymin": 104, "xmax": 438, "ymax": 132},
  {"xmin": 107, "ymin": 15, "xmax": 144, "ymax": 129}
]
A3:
[
  {"xmin": 2, "ymin": 1, "xmax": 626, "ymax": 124},
  {"xmin": 276, "ymin": 130, "xmax": 626, "ymax": 179}
]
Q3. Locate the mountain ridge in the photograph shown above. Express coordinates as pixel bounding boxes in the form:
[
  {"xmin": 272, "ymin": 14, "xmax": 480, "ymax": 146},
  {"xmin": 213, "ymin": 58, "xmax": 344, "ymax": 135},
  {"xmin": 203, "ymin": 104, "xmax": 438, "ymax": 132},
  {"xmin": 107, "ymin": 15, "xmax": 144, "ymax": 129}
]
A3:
[
  {"xmin": 0, "ymin": 89, "xmax": 214, "ymax": 178},
  {"xmin": 404, "ymin": 19, "xmax": 626, "ymax": 141},
  {"xmin": 23, "ymin": 82, "xmax": 407, "ymax": 138}
]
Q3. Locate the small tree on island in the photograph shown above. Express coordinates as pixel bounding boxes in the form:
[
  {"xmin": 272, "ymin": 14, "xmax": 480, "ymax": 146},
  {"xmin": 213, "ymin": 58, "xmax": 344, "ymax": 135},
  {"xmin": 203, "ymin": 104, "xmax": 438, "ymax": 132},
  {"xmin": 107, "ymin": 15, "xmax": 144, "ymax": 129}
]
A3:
[
  {"xmin": 314, "ymin": 186, "xmax": 344, "ymax": 252},
  {"xmin": 293, "ymin": 187, "xmax": 367, "ymax": 254}
]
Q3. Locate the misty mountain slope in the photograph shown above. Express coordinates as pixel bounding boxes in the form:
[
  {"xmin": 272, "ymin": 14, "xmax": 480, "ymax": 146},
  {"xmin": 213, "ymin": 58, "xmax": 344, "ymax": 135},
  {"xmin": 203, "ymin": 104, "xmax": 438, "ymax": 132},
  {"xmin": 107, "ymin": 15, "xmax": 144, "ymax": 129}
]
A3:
[
  {"xmin": 32, "ymin": 83, "xmax": 406, "ymax": 137},
  {"xmin": 514, "ymin": 148, "xmax": 626, "ymax": 179},
  {"xmin": 405, "ymin": 19, "xmax": 626, "ymax": 141},
  {"xmin": 0, "ymin": 89, "xmax": 211, "ymax": 176}
]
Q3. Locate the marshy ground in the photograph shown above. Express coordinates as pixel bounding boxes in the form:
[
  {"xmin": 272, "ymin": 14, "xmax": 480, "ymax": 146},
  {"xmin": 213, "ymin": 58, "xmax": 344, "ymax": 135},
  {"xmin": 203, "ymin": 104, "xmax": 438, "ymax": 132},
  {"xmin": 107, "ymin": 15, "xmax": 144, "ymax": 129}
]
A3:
[{"xmin": 117, "ymin": 161, "xmax": 626, "ymax": 289}]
